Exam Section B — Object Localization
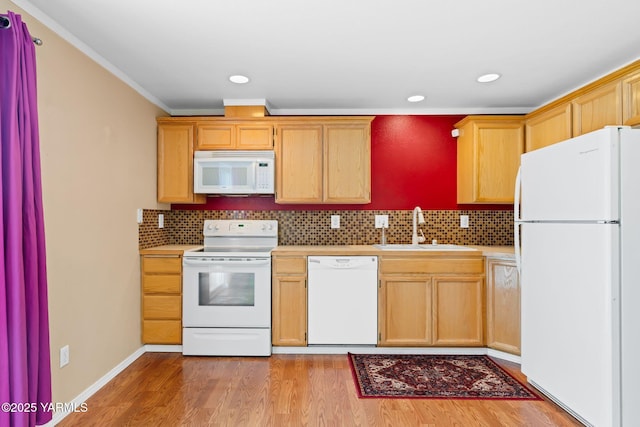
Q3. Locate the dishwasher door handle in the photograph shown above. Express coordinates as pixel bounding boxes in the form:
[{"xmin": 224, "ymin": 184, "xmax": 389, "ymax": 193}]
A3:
[{"xmin": 308, "ymin": 256, "xmax": 377, "ymax": 270}]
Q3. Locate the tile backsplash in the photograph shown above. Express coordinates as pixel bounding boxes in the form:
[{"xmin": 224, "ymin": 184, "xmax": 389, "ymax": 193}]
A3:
[{"xmin": 139, "ymin": 209, "xmax": 513, "ymax": 249}]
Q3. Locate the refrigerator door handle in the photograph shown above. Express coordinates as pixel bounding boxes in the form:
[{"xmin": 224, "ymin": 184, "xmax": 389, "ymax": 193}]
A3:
[{"xmin": 514, "ymin": 167, "xmax": 522, "ymax": 273}]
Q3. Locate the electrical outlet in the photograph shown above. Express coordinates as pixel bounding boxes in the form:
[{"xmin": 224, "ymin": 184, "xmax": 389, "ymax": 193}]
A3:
[
  {"xmin": 60, "ymin": 345, "xmax": 69, "ymax": 368},
  {"xmin": 136, "ymin": 208, "xmax": 143, "ymax": 224},
  {"xmin": 375, "ymin": 215, "xmax": 389, "ymax": 229},
  {"xmin": 330, "ymin": 215, "xmax": 340, "ymax": 229},
  {"xmin": 460, "ymin": 215, "xmax": 469, "ymax": 228},
  {"xmin": 158, "ymin": 213, "xmax": 164, "ymax": 229}
]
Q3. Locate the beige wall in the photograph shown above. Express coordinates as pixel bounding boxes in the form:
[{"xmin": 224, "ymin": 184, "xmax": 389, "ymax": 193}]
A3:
[{"xmin": 2, "ymin": 1, "xmax": 166, "ymax": 405}]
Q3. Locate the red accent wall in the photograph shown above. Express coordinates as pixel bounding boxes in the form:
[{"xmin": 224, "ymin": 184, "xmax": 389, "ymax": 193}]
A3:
[{"xmin": 174, "ymin": 115, "xmax": 507, "ymax": 211}]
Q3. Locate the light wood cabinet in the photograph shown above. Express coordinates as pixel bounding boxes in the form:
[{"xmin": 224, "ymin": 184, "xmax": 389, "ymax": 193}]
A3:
[
  {"xmin": 486, "ymin": 256, "xmax": 521, "ymax": 355},
  {"xmin": 141, "ymin": 255, "xmax": 183, "ymax": 344},
  {"xmin": 525, "ymin": 102, "xmax": 572, "ymax": 152},
  {"xmin": 275, "ymin": 118, "xmax": 372, "ymax": 204},
  {"xmin": 157, "ymin": 122, "xmax": 206, "ymax": 204},
  {"xmin": 272, "ymin": 255, "xmax": 307, "ymax": 346},
  {"xmin": 432, "ymin": 276, "xmax": 484, "ymax": 346},
  {"xmin": 196, "ymin": 122, "xmax": 274, "ymax": 150},
  {"xmin": 572, "ymin": 79, "xmax": 622, "ymax": 136},
  {"xmin": 455, "ymin": 116, "xmax": 524, "ymax": 204},
  {"xmin": 323, "ymin": 123, "xmax": 371, "ymax": 203},
  {"xmin": 622, "ymin": 70, "xmax": 640, "ymax": 126},
  {"xmin": 378, "ymin": 254, "xmax": 484, "ymax": 347},
  {"xmin": 379, "ymin": 277, "xmax": 432, "ymax": 346},
  {"xmin": 275, "ymin": 124, "xmax": 324, "ymax": 203}
]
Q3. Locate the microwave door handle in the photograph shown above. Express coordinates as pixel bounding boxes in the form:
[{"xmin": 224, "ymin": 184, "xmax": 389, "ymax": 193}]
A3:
[{"xmin": 249, "ymin": 162, "xmax": 257, "ymax": 188}]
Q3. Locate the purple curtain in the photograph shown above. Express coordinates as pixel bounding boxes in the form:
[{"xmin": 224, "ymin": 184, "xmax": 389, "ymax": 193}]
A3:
[{"xmin": 0, "ymin": 11, "xmax": 52, "ymax": 427}]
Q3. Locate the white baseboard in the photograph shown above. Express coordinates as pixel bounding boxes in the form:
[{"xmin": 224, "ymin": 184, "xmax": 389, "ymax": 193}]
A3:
[
  {"xmin": 144, "ymin": 344, "xmax": 182, "ymax": 353},
  {"xmin": 272, "ymin": 346, "xmax": 488, "ymax": 355},
  {"xmin": 46, "ymin": 346, "xmax": 146, "ymax": 426},
  {"xmin": 487, "ymin": 348, "xmax": 522, "ymax": 364}
]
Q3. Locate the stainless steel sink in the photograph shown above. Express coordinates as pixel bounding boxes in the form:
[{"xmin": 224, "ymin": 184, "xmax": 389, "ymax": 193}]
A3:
[{"xmin": 373, "ymin": 244, "xmax": 476, "ymax": 251}]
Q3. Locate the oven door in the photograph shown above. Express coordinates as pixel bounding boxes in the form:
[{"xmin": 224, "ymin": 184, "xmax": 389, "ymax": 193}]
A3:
[{"xmin": 182, "ymin": 257, "xmax": 271, "ymax": 328}]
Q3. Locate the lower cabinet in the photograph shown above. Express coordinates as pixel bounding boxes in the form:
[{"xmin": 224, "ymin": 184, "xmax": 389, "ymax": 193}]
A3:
[
  {"xmin": 272, "ymin": 255, "xmax": 307, "ymax": 346},
  {"xmin": 378, "ymin": 255, "xmax": 485, "ymax": 347},
  {"xmin": 141, "ymin": 255, "xmax": 183, "ymax": 344},
  {"xmin": 269, "ymin": 251, "xmax": 518, "ymax": 353},
  {"xmin": 432, "ymin": 276, "xmax": 484, "ymax": 346},
  {"xmin": 378, "ymin": 277, "xmax": 433, "ymax": 346},
  {"xmin": 486, "ymin": 256, "xmax": 521, "ymax": 355}
]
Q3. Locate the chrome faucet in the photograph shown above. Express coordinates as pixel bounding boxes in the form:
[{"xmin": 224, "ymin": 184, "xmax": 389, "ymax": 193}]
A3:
[{"xmin": 412, "ymin": 206, "xmax": 426, "ymax": 245}]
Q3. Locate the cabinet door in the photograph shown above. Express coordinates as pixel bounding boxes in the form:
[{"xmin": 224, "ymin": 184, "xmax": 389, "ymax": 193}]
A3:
[
  {"xmin": 275, "ymin": 124, "xmax": 323, "ymax": 203},
  {"xmin": 378, "ymin": 277, "xmax": 432, "ymax": 346},
  {"xmin": 143, "ymin": 295, "xmax": 182, "ymax": 319},
  {"xmin": 525, "ymin": 103, "xmax": 572, "ymax": 152},
  {"xmin": 432, "ymin": 276, "xmax": 484, "ymax": 346},
  {"xmin": 456, "ymin": 117, "xmax": 524, "ymax": 204},
  {"xmin": 572, "ymin": 80, "xmax": 622, "ymax": 136},
  {"xmin": 486, "ymin": 258, "xmax": 520, "ymax": 355},
  {"xmin": 157, "ymin": 123, "xmax": 205, "ymax": 204},
  {"xmin": 272, "ymin": 275, "xmax": 307, "ymax": 346},
  {"xmin": 622, "ymin": 70, "xmax": 640, "ymax": 126},
  {"xmin": 323, "ymin": 123, "xmax": 371, "ymax": 203},
  {"xmin": 196, "ymin": 123, "xmax": 235, "ymax": 149},
  {"xmin": 236, "ymin": 123, "xmax": 274, "ymax": 149},
  {"xmin": 142, "ymin": 320, "xmax": 182, "ymax": 344}
]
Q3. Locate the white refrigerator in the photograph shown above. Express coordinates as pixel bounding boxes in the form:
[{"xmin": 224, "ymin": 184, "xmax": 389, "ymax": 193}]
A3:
[{"xmin": 515, "ymin": 126, "xmax": 640, "ymax": 427}]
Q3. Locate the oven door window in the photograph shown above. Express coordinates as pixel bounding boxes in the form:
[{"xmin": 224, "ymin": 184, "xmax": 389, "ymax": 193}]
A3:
[{"xmin": 198, "ymin": 272, "xmax": 255, "ymax": 306}]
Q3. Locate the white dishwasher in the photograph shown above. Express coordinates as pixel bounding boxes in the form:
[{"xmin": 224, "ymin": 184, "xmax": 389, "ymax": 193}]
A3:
[{"xmin": 307, "ymin": 256, "xmax": 378, "ymax": 345}]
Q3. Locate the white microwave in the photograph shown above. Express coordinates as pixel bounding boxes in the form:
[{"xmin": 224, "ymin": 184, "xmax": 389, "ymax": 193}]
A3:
[{"xmin": 193, "ymin": 151, "xmax": 275, "ymax": 194}]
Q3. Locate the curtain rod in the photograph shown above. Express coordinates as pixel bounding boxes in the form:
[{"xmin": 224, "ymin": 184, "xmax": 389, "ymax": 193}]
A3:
[{"xmin": 1, "ymin": 14, "xmax": 43, "ymax": 45}]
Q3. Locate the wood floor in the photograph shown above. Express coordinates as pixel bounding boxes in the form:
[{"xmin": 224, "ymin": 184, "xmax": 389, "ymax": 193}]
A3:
[{"xmin": 58, "ymin": 352, "xmax": 581, "ymax": 426}]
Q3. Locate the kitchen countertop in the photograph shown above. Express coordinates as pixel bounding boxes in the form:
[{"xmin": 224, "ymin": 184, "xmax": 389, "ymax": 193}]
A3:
[
  {"xmin": 139, "ymin": 244, "xmax": 202, "ymax": 255},
  {"xmin": 469, "ymin": 246, "xmax": 515, "ymax": 257},
  {"xmin": 140, "ymin": 244, "xmax": 514, "ymax": 258},
  {"xmin": 272, "ymin": 245, "xmax": 514, "ymax": 257}
]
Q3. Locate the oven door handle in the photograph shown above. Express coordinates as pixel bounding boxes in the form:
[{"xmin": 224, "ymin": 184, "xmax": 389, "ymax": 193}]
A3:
[{"xmin": 183, "ymin": 258, "xmax": 270, "ymax": 266}]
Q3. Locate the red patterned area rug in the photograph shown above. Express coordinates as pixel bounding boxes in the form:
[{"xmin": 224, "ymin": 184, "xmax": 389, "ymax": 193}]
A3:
[{"xmin": 348, "ymin": 353, "xmax": 541, "ymax": 400}]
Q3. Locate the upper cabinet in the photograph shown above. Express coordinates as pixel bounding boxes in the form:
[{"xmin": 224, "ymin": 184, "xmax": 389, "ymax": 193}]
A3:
[
  {"xmin": 455, "ymin": 116, "xmax": 524, "ymax": 204},
  {"xmin": 571, "ymin": 79, "xmax": 622, "ymax": 137},
  {"xmin": 275, "ymin": 117, "xmax": 372, "ymax": 204},
  {"xmin": 323, "ymin": 122, "xmax": 371, "ymax": 203},
  {"xmin": 525, "ymin": 102, "xmax": 572, "ymax": 152},
  {"xmin": 521, "ymin": 61, "xmax": 640, "ymax": 152},
  {"xmin": 622, "ymin": 70, "xmax": 640, "ymax": 126},
  {"xmin": 157, "ymin": 121, "xmax": 206, "ymax": 204},
  {"xmin": 157, "ymin": 116, "xmax": 372, "ymax": 204},
  {"xmin": 275, "ymin": 124, "xmax": 324, "ymax": 203},
  {"xmin": 196, "ymin": 122, "xmax": 274, "ymax": 150}
]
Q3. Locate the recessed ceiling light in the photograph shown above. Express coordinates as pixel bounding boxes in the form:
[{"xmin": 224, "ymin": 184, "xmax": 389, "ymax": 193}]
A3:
[
  {"xmin": 229, "ymin": 75, "xmax": 250, "ymax": 84},
  {"xmin": 407, "ymin": 95, "xmax": 425, "ymax": 103},
  {"xmin": 477, "ymin": 73, "xmax": 501, "ymax": 83}
]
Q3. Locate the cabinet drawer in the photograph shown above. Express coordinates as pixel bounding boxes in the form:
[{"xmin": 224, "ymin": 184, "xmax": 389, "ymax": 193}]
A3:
[
  {"xmin": 143, "ymin": 274, "xmax": 181, "ymax": 294},
  {"xmin": 143, "ymin": 295, "xmax": 181, "ymax": 319},
  {"xmin": 380, "ymin": 258, "xmax": 484, "ymax": 275},
  {"xmin": 273, "ymin": 256, "xmax": 307, "ymax": 274},
  {"xmin": 142, "ymin": 256, "xmax": 182, "ymax": 274},
  {"xmin": 142, "ymin": 320, "xmax": 182, "ymax": 344}
]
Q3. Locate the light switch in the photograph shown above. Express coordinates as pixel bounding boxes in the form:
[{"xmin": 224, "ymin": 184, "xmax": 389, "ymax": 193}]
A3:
[{"xmin": 158, "ymin": 214, "xmax": 164, "ymax": 229}]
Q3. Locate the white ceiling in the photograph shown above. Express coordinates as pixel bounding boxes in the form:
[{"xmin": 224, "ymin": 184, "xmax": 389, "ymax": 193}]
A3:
[{"xmin": 12, "ymin": 0, "xmax": 640, "ymax": 116}]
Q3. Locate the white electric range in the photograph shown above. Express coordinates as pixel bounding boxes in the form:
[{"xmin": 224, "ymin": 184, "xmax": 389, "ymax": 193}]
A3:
[{"xmin": 182, "ymin": 219, "xmax": 277, "ymax": 356}]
